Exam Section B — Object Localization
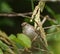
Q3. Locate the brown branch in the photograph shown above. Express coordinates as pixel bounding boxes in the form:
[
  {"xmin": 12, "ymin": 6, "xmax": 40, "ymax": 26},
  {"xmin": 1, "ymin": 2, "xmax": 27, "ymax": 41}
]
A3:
[
  {"xmin": 33, "ymin": 47, "xmax": 49, "ymax": 52},
  {"xmin": 0, "ymin": 12, "xmax": 32, "ymax": 17},
  {"xmin": 44, "ymin": 25, "xmax": 60, "ymax": 29},
  {"xmin": 0, "ymin": 12, "xmax": 56, "ymax": 25},
  {"xmin": 41, "ymin": 15, "xmax": 56, "ymax": 23},
  {"xmin": 0, "ymin": 12, "xmax": 55, "ymax": 21},
  {"xmin": 0, "ymin": 13, "xmax": 31, "ymax": 22}
]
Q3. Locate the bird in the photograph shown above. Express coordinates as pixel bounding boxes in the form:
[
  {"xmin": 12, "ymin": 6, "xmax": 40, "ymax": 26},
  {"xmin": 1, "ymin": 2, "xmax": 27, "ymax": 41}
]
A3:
[
  {"xmin": 21, "ymin": 22, "xmax": 47, "ymax": 43},
  {"xmin": 21, "ymin": 22, "xmax": 48, "ymax": 51},
  {"xmin": 21, "ymin": 22, "xmax": 38, "ymax": 41},
  {"xmin": 21, "ymin": 22, "xmax": 45, "ymax": 46}
]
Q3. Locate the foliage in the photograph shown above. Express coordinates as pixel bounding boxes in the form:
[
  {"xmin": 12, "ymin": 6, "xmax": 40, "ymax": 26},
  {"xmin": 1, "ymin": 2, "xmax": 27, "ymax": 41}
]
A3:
[
  {"xmin": 9, "ymin": 34, "xmax": 31, "ymax": 48},
  {"xmin": 0, "ymin": 0, "xmax": 60, "ymax": 54}
]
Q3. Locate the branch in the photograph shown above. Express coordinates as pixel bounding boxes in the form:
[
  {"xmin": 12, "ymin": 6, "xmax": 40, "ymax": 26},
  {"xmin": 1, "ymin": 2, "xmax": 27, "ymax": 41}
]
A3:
[
  {"xmin": 0, "ymin": 12, "xmax": 56, "ymax": 25},
  {"xmin": 0, "ymin": 12, "xmax": 32, "ymax": 18},
  {"xmin": 44, "ymin": 25, "xmax": 60, "ymax": 29}
]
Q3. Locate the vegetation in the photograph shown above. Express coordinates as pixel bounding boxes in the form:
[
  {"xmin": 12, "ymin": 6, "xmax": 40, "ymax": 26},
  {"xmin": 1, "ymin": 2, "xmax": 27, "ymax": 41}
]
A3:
[{"xmin": 0, "ymin": 0, "xmax": 60, "ymax": 54}]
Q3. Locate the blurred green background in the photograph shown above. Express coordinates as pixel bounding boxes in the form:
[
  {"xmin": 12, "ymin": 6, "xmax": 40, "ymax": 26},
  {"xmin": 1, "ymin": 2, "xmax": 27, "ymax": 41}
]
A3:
[{"xmin": 0, "ymin": 0, "xmax": 60, "ymax": 54}]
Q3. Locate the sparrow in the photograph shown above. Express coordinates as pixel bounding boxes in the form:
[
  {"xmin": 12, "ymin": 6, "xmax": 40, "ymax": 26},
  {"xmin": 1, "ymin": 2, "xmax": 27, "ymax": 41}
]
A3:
[
  {"xmin": 21, "ymin": 22, "xmax": 38, "ymax": 41},
  {"xmin": 21, "ymin": 22, "xmax": 48, "ymax": 48}
]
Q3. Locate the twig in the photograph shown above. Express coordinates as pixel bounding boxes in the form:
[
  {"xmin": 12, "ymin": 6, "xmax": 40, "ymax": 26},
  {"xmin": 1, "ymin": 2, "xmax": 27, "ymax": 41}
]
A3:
[
  {"xmin": 0, "ymin": 12, "xmax": 56, "ymax": 23},
  {"xmin": 41, "ymin": 15, "xmax": 47, "ymax": 25},
  {"xmin": 33, "ymin": 47, "xmax": 48, "ymax": 52},
  {"xmin": 0, "ymin": 13, "xmax": 31, "ymax": 18},
  {"xmin": 31, "ymin": 0, "xmax": 48, "ymax": 50},
  {"xmin": 41, "ymin": 15, "xmax": 56, "ymax": 24},
  {"xmin": 44, "ymin": 25, "xmax": 60, "ymax": 29}
]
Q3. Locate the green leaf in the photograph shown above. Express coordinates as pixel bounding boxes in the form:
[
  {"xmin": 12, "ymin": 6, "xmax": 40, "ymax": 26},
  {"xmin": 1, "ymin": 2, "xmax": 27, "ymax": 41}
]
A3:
[
  {"xmin": 0, "ymin": 40, "xmax": 15, "ymax": 54},
  {"xmin": 17, "ymin": 33, "xmax": 31, "ymax": 48},
  {"xmin": 45, "ymin": 6, "xmax": 60, "ymax": 24},
  {"xmin": 0, "ymin": 48, "xmax": 3, "ymax": 54},
  {"xmin": 9, "ymin": 34, "xmax": 24, "ymax": 48},
  {"xmin": 9, "ymin": 34, "xmax": 16, "ymax": 40},
  {"xmin": 55, "ymin": 14, "xmax": 60, "ymax": 24},
  {"xmin": 45, "ymin": 5, "xmax": 55, "ymax": 16},
  {"xmin": 24, "ymin": 18, "xmax": 30, "ymax": 23},
  {"xmin": 0, "ymin": 40, "xmax": 9, "ymax": 51},
  {"xmin": 1, "ymin": 2, "xmax": 12, "ymax": 13}
]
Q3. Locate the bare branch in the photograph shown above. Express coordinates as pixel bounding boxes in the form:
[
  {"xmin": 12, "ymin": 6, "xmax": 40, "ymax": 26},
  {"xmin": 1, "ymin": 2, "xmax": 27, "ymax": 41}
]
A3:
[
  {"xmin": 0, "ymin": 12, "xmax": 56, "ymax": 25},
  {"xmin": 44, "ymin": 25, "xmax": 60, "ymax": 29},
  {"xmin": 0, "ymin": 12, "xmax": 32, "ymax": 19}
]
